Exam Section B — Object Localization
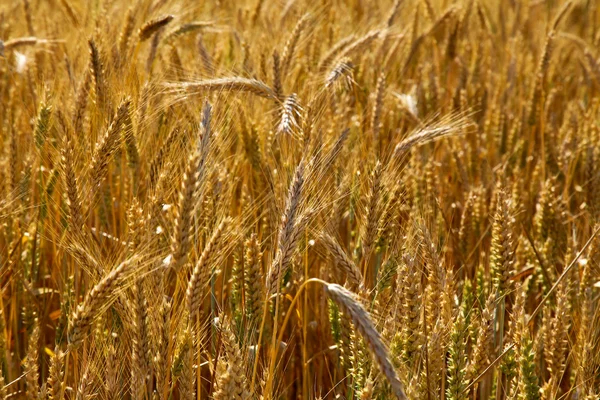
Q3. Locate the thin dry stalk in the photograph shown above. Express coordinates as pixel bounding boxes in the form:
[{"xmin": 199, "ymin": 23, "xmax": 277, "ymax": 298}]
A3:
[{"xmin": 3, "ymin": 37, "xmax": 39, "ymax": 51}]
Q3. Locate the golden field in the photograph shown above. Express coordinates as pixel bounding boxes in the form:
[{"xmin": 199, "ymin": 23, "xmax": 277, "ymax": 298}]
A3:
[{"xmin": 0, "ymin": 0, "xmax": 599, "ymax": 399}]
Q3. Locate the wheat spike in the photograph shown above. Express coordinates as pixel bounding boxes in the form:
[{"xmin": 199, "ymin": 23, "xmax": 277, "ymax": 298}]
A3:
[
  {"xmin": 47, "ymin": 346, "xmax": 65, "ymax": 400},
  {"xmin": 326, "ymin": 283, "xmax": 407, "ymax": 400},
  {"xmin": 25, "ymin": 321, "xmax": 40, "ymax": 400},
  {"xmin": 170, "ymin": 101, "xmax": 212, "ymax": 271},
  {"xmin": 266, "ymin": 160, "xmax": 305, "ymax": 294},
  {"xmin": 89, "ymin": 98, "xmax": 131, "ymax": 188},
  {"xmin": 186, "ymin": 218, "xmax": 229, "ymax": 315},
  {"xmin": 139, "ymin": 15, "xmax": 175, "ymax": 42},
  {"xmin": 213, "ymin": 322, "xmax": 252, "ymax": 400},
  {"xmin": 320, "ymin": 232, "xmax": 363, "ymax": 290},
  {"xmin": 67, "ymin": 260, "xmax": 135, "ymax": 348},
  {"xmin": 280, "ymin": 13, "xmax": 310, "ymax": 74},
  {"xmin": 165, "ymin": 78, "xmax": 277, "ymax": 99}
]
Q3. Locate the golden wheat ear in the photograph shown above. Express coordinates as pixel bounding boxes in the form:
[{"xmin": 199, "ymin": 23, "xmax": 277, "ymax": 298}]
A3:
[
  {"xmin": 326, "ymin": 283, "xmax": 407, "ymax": 400},
  {"xmin": 67, "ymin": 258, "xmax": 140, "ymax": 349},
  {"xmin": 186, "ymin": 217, "xmax": 230, "ymax": 315},
  {"xmin": 319, "ymin": 232, "xmax": 363, "ymax": 291},
  {"xmin": 212, "ymin": 319, "xmax": 253, "ymax": 400},
  {"xmin": 169, "ymin": 100, "xmax": 213, "ymax": 271},
  {"xmin": 266, "ymin": 159, "xmax": 305, "ymax": 294},
  {"xmin": 139, "ymin": 15, "xmax": 175, "ymax": 42},
  {"xmin": 24, "ymin": 321, "xmax": 41, "ymax": 399},
  {"xmin": 187, "ymin": 77, "xmax": 276, "ymax": 99},
  {"xmin": 88, "ymin": 98, "xmax": 132, "ymax": 189}
]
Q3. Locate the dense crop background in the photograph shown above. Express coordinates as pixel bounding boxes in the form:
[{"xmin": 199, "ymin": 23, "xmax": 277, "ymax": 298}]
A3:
[{"xmin": 0, "ymin": 0, "xmax": 599, "ymax": 399}]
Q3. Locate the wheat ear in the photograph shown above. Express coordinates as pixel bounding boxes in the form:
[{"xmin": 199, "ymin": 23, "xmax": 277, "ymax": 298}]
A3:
[
  {"xmin": 266, "ymin": 160, "xmax": 305, "ymax": 294},
  {"xmin": 88, "ymin": 39, "xmax": 107, "ymax": 112},
  {"xmin": 186, "ymin": 218, "xmax": 230, "ymax": 315},
  {"xmin": 280, "ymin": 13, "xmax": 310, "ymax": 74},
  {"xmin": 89, "ymin": 98, "xmax": 132, "ymax": 188},
  {"xmin": 47, "ymin": 346, "xmax": 65, "ymax": 400},
  {"xmin": 170, "ymin": 101, "xmax": 212, "ymax": 271},
  {"xmin": 244, "ymin": 233, "xmax": 264, "ymax": 327},
  {"xmin": 67, "ymin": 260, "xmax": 135, "ymax": 348},
  {"xmin": 139, "ymin": 15, "xmax": 175, "ymax": 42},
  {"xmin": 75, "ymin": 366, "xmax": 92, "ymax": 400},
  {"xmin": 62, "ymin": 140, "xmax": 85, "ymax": 235},
  {"xmin": 392, "ymin": 118, "xmax": 465, "ymax": 161},
  {"xmin": 25, "ymin": 322, "xmax": 40, "ymax": 400},
  {"xmin": 213, "ymin": 322, "xmax": 252, "ymax": 400},
  {"xmin": 320, "ymin": 233, "xmax": 363, "ymax": 290},
  {"xmin": 326, "ymin": 284, "xmax": 407, "ymax": 400},
  {"xmin": 166, "ymin": 77, "xmax": 277, "ymax": 99}
]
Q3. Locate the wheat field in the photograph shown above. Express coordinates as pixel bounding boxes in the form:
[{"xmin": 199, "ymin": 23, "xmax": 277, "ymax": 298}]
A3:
[{"xmin": 0, "ymin": 0, "xmax": 599, "ymax": 399}]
